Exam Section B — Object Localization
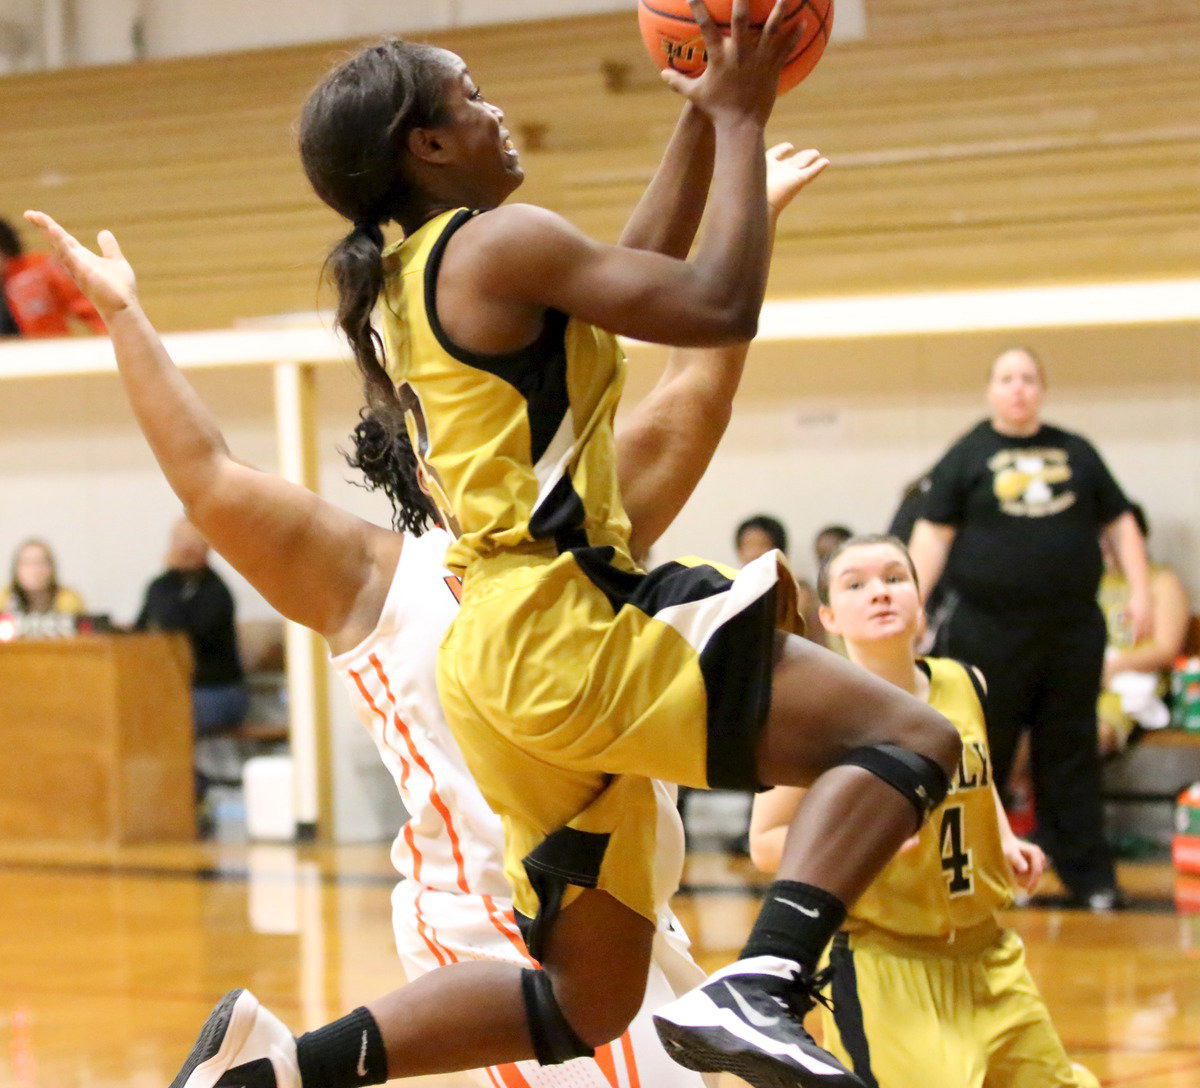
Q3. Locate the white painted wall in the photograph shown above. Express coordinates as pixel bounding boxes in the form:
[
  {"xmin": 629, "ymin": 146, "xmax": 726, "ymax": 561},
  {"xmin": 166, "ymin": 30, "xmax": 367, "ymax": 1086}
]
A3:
[
  {"xmin": 4, "ymin": 323, "xmax": 1198, "ymax": 614},
  {"xmin": 630, "ymin": 325, "xmax": 1200, "ymax": 591}
]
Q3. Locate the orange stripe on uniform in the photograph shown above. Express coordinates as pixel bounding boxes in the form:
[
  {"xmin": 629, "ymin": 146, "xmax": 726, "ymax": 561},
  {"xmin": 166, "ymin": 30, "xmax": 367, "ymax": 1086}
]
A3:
[
  {"xmin": 482, "ymin": 894, "xmax": 537, "ymax": 966},
  {"xmin": 618, "ymin": 1030, "xmax": 642, "ymax": 1088},
  {"xmin": 593, "ymin": 1043, "xmax": 620, "ymax": 1088},
  {"xmin": 444, "ymin": 575, "xmax": 464, "ymax": 603},
  {"xmin": 369, "ymin": 653, "xmax": 472, "ymax": 894},
  {"xmin": 350, "ymin": 667, "xmax": 422, "ymax": 881},
  {"xmin": 413, "ymin": 887, "xmax": 451, "ymax": 966},
  {"xmin": 493, "ymin": 1063, "xmax": 536, "ymax": 1088}
]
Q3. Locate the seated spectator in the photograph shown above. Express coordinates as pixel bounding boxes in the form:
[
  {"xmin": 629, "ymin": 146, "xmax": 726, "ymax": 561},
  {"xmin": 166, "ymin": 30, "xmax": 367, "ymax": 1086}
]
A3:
[
  {"xmin": 0, "ymin": 289, "xmax": 17, "ymax": 336},
  {"xmin": 735, "ymin": 513, "xmax": 824, "ymax": 646},
  {"xmin": 135, "ymin": 518, "xmax": 249, "ymax": 741},
  {"xmin": 0, "ymin": 216, "xmax": 105, "ymax": 337},
  {"xmin": 1, "ymin": 538, "xmax": 85, "ymax": 615},
  {"xmin": 734, "ymin": 513, "xmax": 789, "ymax": 565},
  {"xmin": 1097, "ymin": 503, "xmax": 1190, "ymax": 753},
  {"xmin": 813, "ymin": 523, "xmax": 853, "ymax": 569},
  {"xmin": 812, "ymin": 525, "xmax": 852, "ymax": 655}
]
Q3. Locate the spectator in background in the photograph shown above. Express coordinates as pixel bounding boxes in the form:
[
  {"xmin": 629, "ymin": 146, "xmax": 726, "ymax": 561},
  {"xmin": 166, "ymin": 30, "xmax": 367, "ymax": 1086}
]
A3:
[
  {"xmin": 813, "ymin": 523, "xmax": 852, "ymax": 569},
  {"xmin": 811, "ymin": 524, "xmax": 852, "ymax": 656},
  {"xmin": 734, "ymin": 513, "xmax": 789, "ymax": 565},
  {"xmin": 736, "ymin": 513, "xmax": 824, "ymax": 646},
  {"xmin": 909, "ymin": 346, "xmax": 1149, "ymax": 910},
  {"xmin": 136, "ymin": 518, "xmax": 249, "ymax": 740},
  {"xmin": 888, "ymin": 473, "xmax": 956, "ymax": 652},
  {"xmin": 1097, "ymin": 502, "xmax": 1190, "ymax": 754},
  {"xmin": 888, "ymin": 473, "xmax": 932, "ymax": 545},
  {"xmin": 1, "ymin": 538, "xmax": 85, "ymax": 615},
  {"xmin": 0, "ymin": 216, "xmax": 106, "ymax": 338},
  {"xmin": 0, "ymin": 289, "xmax": 17, "ymax": 336}
]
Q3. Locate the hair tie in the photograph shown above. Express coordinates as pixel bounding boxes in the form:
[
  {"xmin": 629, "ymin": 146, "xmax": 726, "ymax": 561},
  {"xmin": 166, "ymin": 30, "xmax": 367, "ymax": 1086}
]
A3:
[{"xmin": 354, "ymin": 218, "xmax": 386, "ymax": 248}]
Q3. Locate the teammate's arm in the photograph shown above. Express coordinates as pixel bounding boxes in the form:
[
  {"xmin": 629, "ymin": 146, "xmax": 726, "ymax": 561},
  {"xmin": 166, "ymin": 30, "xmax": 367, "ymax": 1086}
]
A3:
[
  {"xmin": 26, "ymin": 211, "xmax": 393, "ymax": 646},
  {"xmin": 748, "ymin": 785, "xmax": 805, "ymax": 874},
  {"xmin": 993, "ymin": 784, "xmax": 1045, "ymax": 892},
  {"xmin": 617, "ymin": 145, "xmax": 827, "ymax": 555}
]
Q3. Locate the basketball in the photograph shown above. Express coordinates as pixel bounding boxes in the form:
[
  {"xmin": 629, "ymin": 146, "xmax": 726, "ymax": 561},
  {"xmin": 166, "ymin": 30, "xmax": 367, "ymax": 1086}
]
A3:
[{"xmin": 637, "ymin": 0, "xmax": 834, "ymax": 96}]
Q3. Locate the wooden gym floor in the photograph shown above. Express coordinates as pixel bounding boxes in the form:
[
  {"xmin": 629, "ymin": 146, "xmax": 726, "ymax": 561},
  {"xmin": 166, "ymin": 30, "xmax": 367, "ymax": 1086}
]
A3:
[{"xmin": 0, "ymin": 841, "xmax": 1196, "ymax": 1088}]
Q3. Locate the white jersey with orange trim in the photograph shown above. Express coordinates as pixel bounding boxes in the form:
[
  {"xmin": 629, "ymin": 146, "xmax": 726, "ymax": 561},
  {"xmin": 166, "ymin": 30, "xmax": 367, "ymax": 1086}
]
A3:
[{"xmin": 331, "ymin": 527, "xmax": 708, "ymax": 1088}]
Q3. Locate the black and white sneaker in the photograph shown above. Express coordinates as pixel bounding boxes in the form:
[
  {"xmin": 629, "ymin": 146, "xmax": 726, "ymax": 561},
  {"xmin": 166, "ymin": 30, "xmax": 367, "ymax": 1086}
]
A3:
[
  {"xmin": 169, "ymin": 990, "xmax": 300, "ymax": 1088},
  {"xmin": 652, "ymin": 956, "xmax": 864, "ymax": 1088}
]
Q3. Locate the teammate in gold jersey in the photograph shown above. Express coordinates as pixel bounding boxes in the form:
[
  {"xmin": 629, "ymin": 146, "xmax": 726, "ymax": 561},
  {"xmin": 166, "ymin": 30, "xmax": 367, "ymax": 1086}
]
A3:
[
  {"xmin": 751, "ymin": 534, "xmax": 1098, "ymax": 1088},
  {"xmin": 291, "ymin": 6, "xmax": 961, "ymax": 1088}
]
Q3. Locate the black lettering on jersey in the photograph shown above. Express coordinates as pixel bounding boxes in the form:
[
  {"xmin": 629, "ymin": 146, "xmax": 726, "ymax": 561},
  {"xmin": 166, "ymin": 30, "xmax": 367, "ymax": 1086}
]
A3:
[
  {"xmin": 955, "ymin": 750, "xmax": 979, "ymax": 791},
  {"xmin": 949, "ymin": 740, "xmax": 993, "ymax": 795},
  {"xmin": 939, "ymin": 805, "xmax": 974, "ymax": 897},
  {"xmin": 972, "ymin": 742, "xmax": 991, "ymax": 787},
  {"xmin": 397, "ymin": 382, "xmax": 462, "ymax": 538}
]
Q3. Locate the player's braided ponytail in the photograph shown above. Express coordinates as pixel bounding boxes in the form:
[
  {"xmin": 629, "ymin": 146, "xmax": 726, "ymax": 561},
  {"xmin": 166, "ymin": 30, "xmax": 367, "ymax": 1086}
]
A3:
[
  {"xmin": 344, "ymin": 407, "xmax": 439, "ymax": 535},
  {"xmin": 299, "ymin": 39, "xmax": 451, "ymax": 533}
]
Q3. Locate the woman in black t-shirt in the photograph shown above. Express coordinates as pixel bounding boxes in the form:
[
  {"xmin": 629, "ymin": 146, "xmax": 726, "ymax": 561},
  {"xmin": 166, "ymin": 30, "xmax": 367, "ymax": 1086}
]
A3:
[{"xmin": 908, "ymin": 347, "xmax": 1150, "ymax": 910}]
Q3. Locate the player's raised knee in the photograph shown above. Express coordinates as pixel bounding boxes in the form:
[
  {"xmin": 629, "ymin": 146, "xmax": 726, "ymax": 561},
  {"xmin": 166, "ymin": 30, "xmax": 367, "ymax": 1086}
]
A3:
[
  {"xmin": 838, "ymin": 705, "xmax": 962, "ymax": 828},
  {"xmin": 521, "ymin": 967, "xmax": 639, "ymax": 1062}
]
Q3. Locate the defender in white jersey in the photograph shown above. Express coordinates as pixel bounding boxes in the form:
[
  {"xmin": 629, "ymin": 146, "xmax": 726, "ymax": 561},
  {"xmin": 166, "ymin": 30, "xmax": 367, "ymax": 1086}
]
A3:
[
  {"xmin": 332, "ymin": 526, "xmax": 708, "ymax": 1088},
  {"xmin": 28, "ymin": 139, "xmax": 828, "ymax": 1088}
]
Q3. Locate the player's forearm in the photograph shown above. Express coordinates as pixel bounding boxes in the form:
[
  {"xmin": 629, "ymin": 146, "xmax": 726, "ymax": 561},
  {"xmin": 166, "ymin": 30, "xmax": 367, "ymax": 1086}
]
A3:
[
  {"xmin": 749, "ymin": 824, "xmax": 788, "ymax": 874},
  {"xmin": 992, "ymin": 784, "xmax": 1020, "ymax": 849},
  {"xmin": 618, "ymin": 104, "xmax": 714, "ymax": 259},
  {"xmin": 908, "ymin": 519, "xmax": 955, "ymax": 602},
  {"xmin": 688, "ymin": 116, "xmax": 770, "ymax": 337},
  {"xmin": 106, "ymin": 304, "xmax": 231, "ymax": 506},
  {"xmin": 1111, "ymin": 513, "xmax": 1151, "ymax": 598}
]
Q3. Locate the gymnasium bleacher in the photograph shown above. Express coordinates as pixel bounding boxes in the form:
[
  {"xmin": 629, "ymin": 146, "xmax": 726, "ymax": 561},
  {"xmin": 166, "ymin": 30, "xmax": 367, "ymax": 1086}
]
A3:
[{"xmin": 0, "ymin": 0, "xmax": 1196, "ymax": 330}]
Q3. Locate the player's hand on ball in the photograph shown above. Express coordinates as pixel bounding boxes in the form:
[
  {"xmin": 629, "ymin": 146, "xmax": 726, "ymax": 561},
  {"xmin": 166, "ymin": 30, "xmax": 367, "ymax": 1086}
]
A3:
[
  {"xmin": 766, "ymin": 143, "xmax": 829, "ymax": 217},
  {"xmin": 661, "ymin": 0, "xmax": 805, "ymax": 125},
  {"xmin": 24, "ymin": 211, "xmax": 137, "ymax": 321}
]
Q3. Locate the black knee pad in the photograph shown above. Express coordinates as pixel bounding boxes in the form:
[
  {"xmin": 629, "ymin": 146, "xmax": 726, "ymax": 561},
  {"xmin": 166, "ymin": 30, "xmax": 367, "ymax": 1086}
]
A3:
[
  {"xmin": 837, "ymin": 743, "xmax": 951, "ymax": 825},
  {"xmin": 520, "ymin": 968, "xmax": 594, "ymax": 1066}
]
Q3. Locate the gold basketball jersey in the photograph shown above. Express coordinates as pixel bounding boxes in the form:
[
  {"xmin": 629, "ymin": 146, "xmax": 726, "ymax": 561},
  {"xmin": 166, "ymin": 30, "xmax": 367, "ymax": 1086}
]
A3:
[
  {"xmin": 846, "ymin": 657, "xmax": 1014, "ymax": 939},
  {"xmin": 380, "ymin": 208, "xmax": 634, "ymax": 575}
]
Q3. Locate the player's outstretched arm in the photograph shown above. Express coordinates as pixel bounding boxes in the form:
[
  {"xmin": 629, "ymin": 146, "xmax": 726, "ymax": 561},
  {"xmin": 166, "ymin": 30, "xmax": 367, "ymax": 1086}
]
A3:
[
  {"xmin": 25, "ymin": 211, "xmax": 393, "ymax": 645},
  {"xmin": 617, "ymin": 144, "xmax": 827, "ymax": 555}
]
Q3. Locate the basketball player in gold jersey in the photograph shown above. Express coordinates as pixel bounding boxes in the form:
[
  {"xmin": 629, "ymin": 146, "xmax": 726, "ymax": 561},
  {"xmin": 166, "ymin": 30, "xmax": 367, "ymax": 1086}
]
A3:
[
  {"xmin": 286, "ymin": 4, "xmax": 962, "ymax": 1088},
  {"xmin": 751, "ymin": 535, "xmax": 1099, "ymax": 1088}
]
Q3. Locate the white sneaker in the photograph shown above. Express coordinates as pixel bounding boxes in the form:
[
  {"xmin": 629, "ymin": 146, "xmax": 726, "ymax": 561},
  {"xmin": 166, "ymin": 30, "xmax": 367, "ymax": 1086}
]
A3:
[
  {"xmin": 653, "ymin": 956, "xmax": 865, "ymax": 1088},
  {"xmin": 169, "ymin": 990, "xmax": 300, "ymax": 1088}
]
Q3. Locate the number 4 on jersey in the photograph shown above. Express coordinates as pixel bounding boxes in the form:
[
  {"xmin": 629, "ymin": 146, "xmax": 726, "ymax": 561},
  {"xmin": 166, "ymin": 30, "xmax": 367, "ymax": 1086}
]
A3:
[{"xmin": 940, "ymin": 805, "xmax": 974, "ymax": 896}]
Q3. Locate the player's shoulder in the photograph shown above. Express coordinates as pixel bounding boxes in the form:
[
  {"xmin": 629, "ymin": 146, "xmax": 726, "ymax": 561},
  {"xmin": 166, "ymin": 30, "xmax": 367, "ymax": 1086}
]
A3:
[
  {"xmin": 457, "ymin": 203, "xmax": 580, "ymax": 256},
  {"xmin": 926, "ymin": 655, "xmax": 988, "ymax": 699}
]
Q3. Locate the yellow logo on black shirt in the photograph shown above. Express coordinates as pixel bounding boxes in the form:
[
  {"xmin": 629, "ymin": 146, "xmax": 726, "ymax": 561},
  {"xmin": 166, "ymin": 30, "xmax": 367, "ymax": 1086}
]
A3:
[{"xmin": 988, "ymin": 447, "xmax": 1075, "ymax": 517}]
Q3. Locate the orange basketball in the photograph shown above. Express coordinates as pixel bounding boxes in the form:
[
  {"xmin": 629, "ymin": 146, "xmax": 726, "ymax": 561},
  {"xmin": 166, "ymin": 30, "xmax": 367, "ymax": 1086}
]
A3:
[{"xmin": 637, "ymin": 0, "xmax": 834, "ymax": 96}]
